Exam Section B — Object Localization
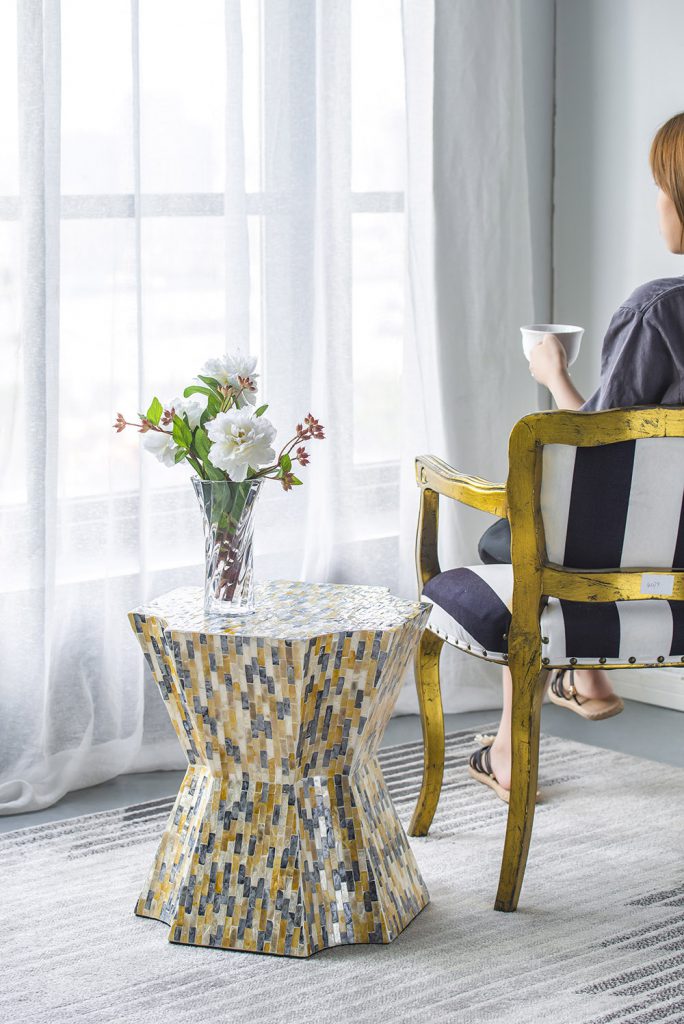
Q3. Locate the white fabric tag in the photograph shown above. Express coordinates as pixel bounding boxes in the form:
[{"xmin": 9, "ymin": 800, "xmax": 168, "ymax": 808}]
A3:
[{"xmin": 640, "ymin": 573, "xmax": 674, "ymax": 596}]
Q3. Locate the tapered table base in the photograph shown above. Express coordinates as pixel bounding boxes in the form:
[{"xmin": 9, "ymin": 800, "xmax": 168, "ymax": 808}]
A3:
[{"xmin": 129, "ymin": 582, "xmax": 430, "ymax": 957}]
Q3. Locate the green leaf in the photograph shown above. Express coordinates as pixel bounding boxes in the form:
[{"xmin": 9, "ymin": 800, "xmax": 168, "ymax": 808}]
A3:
[
  {"xmin": 183, "ymin": 385, "xmax": 215, "ymax": 400},
  {"xmin": 255, "ymin": 404, "xmax": 269, "ymax": 417},
  {"xmin": 204, "ymin": 462, "xmax": 226, "ymax": 481},
  {"xmin": 279, "ymin": 453, "xmax": 292, "ymax": 473},
  {"xmin": 197, "ymin": 375, "xmax": 224, "ymax": 396},
  {"xmin": 199, "ymin": 396, "xmax": 221, "ymax": 428},
  {"xmin": 194, "ymin": 426, "xmax": 211, "ymax": 462},
  {"xmin": 172, "ymin": 414, "xmax": 193, "ymax": 449},
  {"xmin": 174, "ymin": 448, "xmax": 187, "ymax": 464},
  {"xmin": 146, "ymin": 396, "xmax": 163, "ymax": 426},
  {"xmin": 229, "ymin": 482, "xmax": 249, "ymax": 524},
  {"xmin": 290, "ymin": 475, "xmax": 303, "ymax": 485}
]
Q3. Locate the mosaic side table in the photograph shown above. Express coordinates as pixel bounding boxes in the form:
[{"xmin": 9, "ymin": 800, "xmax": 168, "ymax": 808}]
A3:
[{"xmin": 129, "ymin": 581, "xmax": 431, "ymax": 957}]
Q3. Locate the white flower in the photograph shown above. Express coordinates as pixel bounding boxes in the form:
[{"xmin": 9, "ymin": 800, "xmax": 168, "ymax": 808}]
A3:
[
  {"xmin": 169, "ymin": 394, "xmax": 206, "ymax": 429},
  {"xmin": 200, "ymin": 352, "xmax": 258, "ymax": 406},
  {"xmin": 143, "ymin": 430, "xmax": 179, "ymax": 467},
  {"xmin": 206, "ymin": 409, "xmax": 276, "ymax": 481}
]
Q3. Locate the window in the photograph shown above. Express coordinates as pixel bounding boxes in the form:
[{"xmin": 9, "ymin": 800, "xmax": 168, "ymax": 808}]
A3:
[{"xmin": 1, "ymin": 0, "xmax": 406, "ymax": 588}]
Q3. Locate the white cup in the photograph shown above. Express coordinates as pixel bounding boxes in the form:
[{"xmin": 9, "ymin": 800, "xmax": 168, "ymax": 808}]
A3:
[{"xmin": 520, "ymin": 323, "xmax": 584, "ymax": 367}]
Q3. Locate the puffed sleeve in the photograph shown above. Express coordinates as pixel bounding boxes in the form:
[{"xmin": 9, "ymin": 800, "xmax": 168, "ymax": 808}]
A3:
[{"xmin": 580, "ymin": 306, "xmax": 675, "ymax": 411}]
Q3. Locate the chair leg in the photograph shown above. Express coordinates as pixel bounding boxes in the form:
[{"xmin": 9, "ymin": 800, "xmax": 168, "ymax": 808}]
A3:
[
  {"xmin": 494, "ymin": 660, "xmax": 546, "ymax": 911},
  {"xmin": 409, "ymin": 629, "xmax": 446, "ymax": 837}
]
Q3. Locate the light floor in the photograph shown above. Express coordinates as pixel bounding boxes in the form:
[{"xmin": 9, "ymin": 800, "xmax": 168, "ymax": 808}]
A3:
[{"xmin": 1, "ymin": 699, "xmax": 682, "ymax": 834}]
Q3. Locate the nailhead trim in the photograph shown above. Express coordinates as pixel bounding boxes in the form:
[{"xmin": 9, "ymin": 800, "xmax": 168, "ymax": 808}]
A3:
[
  {"xmin": 628, "ymin": 656, "xmax": 636, "ymax": 664},
  {"xmin": 657, "ymin": 656, "xmax": 665, "ymax": 663},
  {"xmin": 569, "ymin": 657, "xmax": 577, "ymax": 665}
]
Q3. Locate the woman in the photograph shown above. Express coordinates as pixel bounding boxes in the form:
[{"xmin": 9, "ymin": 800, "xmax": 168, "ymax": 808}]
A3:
[{"xmin": 470, "ymin": 111, "xmax": 684, "ymax": 797}]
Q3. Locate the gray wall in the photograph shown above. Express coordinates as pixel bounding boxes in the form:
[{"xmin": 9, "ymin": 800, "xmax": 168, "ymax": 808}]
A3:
[
  {"xmin": 554, "ymin": 0, "xmax": 684, "ymax": 401},
  {"xmin": 520, "ymin": 0, "xmax": 556, "ymax": 326}
]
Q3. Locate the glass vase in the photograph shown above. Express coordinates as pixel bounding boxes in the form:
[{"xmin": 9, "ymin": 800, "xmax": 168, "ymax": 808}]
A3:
[{"xmin": 192, "ymin": 477, "xmax": 262, "ymax": 616}]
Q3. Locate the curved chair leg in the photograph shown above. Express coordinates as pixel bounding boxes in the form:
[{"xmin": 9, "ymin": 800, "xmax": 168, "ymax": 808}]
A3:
[
  {"xmin": 494, "ymin": 660, "xmax": 547, "ymax": 911},
  {"xmin": 409, "ymin": 628, "xmax": 446, "ymax": 837}
]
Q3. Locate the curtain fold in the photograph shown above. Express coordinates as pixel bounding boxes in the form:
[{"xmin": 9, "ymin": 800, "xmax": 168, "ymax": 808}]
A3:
[
  {"xmin": 396, "ymin": 0, "xmax": 536, "ymax": 713},
  {"xmin": 223, "ymin": 0, "xmax": 250, "ymax": 346},
  {"xmin": 302, "ymin": 0, "xmax": 352, "ymax": 582}
]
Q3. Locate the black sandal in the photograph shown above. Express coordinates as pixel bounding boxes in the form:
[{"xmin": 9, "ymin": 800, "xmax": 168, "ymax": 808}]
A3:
[
  {"xmin": 468, "ymin": 735, "xmax": 510, "ymax": 804},
  {"xmin": 468, "ymin": 733, "xmax": 541, "ymax": 805},
  {"xmin": 547, "ymin": 669, "xmax": 624, "ymax": 721}
]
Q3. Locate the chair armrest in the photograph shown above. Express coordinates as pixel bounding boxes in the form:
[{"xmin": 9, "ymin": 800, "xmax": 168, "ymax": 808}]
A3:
[{"xmin": 416, "ymin": 455, "xmax": 508, "ymax": 518}]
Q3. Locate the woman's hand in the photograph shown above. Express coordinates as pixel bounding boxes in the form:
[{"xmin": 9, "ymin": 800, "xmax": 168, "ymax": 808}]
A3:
[
  {"xmin": 529, "ymin": 333, "xmax": 568, "ymax": 388},
  {"xmin": 529, "ymin": 332, "xmax": 585, "ymax": 410}
]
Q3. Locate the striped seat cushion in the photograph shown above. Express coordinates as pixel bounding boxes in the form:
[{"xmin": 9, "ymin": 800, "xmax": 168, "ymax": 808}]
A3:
[
  {"xmin": 423, "ymin": 565, "xmax": 512, "ymax": 660},
  {"xmin": 423, "ymin": 565, "xmax": 684, "ymax": 666}
]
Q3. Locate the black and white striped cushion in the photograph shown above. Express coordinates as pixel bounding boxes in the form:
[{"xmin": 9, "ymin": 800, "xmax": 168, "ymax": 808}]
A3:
[
  {"xmin": 423, "ymin": 437, "xmax": 684, "ymax": 665},
  {"xmin": 423, "ymin": 565, "xmax": 512, "ymax": 659},
  {"xmin": 423, "ymin": 565, "xmax": 684, "ymax": 666},
  {"xmin": 541, "ymin": 438, "xmax": 684, "ymax": 568}
]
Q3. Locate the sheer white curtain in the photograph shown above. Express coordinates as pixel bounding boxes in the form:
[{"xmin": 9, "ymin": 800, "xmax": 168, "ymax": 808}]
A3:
[
  {"xmin": 0, "ymin": 0, "xmax": 407, "ymax": 813},
  {"xmin": 396, "ymin": 0, "xmax": 537, "ymax": 713},
  {"xmin": 1, "ymin": 0, "xmax": 537, "ymax": 813}
]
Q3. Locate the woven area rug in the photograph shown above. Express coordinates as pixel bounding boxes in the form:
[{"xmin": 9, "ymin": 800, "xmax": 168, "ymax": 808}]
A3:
[{"xmin": 3, "ymin": 728, "xmax": 684, "ymax": 1024}]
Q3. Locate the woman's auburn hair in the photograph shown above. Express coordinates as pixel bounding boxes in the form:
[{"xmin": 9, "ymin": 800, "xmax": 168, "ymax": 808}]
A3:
[{"xmin": 650, "ymin": 112, "xmax": 684, "ymax": 233}]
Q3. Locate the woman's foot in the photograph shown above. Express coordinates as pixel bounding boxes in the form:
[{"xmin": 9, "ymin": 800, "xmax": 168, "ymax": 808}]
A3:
[
  {"xmin": 468, "ymin": 737, "xmax": 511, "ymax": 803},
  {"xmin": 571, "ymin": 668, "xmax": 617, "ymax": 700},
  {"xmin": 487, "ymin": 739, "xmax": 511, "ymax": 791},
  {"xmin": 468, "ymin": 734, "xmax": 541, "ymax": 802},
  {"xmin": 469, "ymin": 733, "xmax": 511, "ymax": 791},
  {"xmin": 548, "ymin": 668, "xmax": 624, "ymax": 720}
]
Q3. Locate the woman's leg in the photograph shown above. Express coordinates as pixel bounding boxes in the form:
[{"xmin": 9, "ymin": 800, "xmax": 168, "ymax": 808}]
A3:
[
  {"xmin": 478, "ymin": 518, "xmax": 619, "ymax": 789},
  {"xmin": 488, "ymin": 666, "xmax": 618, "ymax": 790},
  {"xmin": 488, "ymin": 667, "xmax": 514, "ymax": 789}
]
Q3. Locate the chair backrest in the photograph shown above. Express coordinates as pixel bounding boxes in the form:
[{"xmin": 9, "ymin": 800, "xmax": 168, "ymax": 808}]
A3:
[
  {"xmin": 505, "ymin": 408, "xmax": 684, "ymax": 669},
  {"xmin": 540, "ymin": 437, "xmax": 684, "ymax": 569},
  {"xmin": 507, "ymin": 407, "xmax": 684, "ymax": 581}
]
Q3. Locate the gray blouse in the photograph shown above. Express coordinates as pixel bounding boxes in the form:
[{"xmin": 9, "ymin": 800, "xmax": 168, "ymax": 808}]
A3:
[{"xmin": 580, "ymin": 276, "xmax": 684, "ymax": 411}]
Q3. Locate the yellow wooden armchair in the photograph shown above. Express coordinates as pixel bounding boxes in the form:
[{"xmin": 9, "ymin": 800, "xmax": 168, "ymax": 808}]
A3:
[{"xmin": 411, "ymin": 406, "xmax": 684, "ymax": 912}]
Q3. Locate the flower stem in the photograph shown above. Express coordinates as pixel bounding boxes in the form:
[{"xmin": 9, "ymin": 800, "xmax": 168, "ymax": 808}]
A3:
[{"xmin": 185, "ymin": 453, "xmax": 204, "ymax": 477}]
